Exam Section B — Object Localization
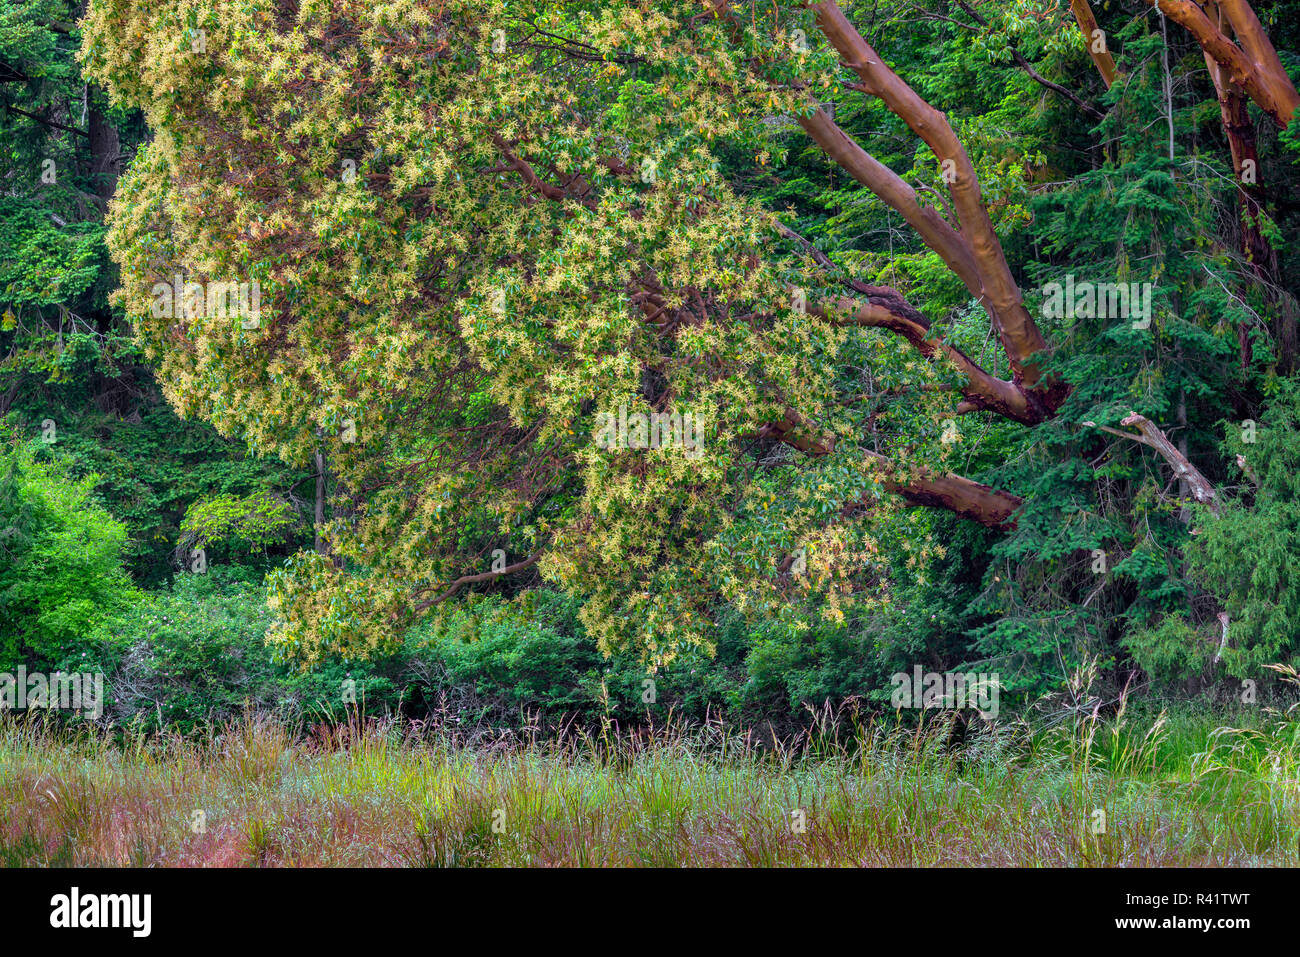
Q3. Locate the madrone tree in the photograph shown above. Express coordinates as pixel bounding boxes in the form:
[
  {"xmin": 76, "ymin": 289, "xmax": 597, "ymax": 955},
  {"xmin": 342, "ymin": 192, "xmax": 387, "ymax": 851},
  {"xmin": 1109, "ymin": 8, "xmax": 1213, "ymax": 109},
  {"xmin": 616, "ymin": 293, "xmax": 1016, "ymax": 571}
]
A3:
[{"xmin": 80, "ymin": 0, "xmax": 1298, "ymax": 664}]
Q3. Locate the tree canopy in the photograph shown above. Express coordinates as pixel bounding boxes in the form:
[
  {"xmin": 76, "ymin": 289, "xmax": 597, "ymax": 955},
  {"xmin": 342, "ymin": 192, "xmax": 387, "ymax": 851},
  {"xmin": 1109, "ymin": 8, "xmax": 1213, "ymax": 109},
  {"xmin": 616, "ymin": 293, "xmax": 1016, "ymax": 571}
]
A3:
[{"xmin": 75, "ymin": 0, "xmax": 1300, "ymax": 678}]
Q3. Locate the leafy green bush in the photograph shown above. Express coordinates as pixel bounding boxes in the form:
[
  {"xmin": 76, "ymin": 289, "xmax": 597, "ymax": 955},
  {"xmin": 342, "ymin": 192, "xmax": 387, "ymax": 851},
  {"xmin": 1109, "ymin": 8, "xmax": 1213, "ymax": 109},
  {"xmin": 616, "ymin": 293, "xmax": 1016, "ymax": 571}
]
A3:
[
  {"xmin": 80, "ymin": 574, "xmax": 1004, "ymax": 735},
  {"xmin": 89, "ymin": 567, "xmax": 407, "ymax": 733},
  {"xmin": 4, "ymin": 400, "xmax": 312, "ymax": 585},
  {"xmin": 1122, "ymin": 614, "xmax": 1215, "ymax": 684},
  {"xmin": 405, "ymin": 589, "xmax": 940, "ymax": 733},
  {"xmin": 405, "ymin": 591, "xmax": 737, "ymax": 728},
  {"xmin": 0, "ymin": 441, "xmax": 137, "ymax": 669},
  {"xmin": 179, "ymin": 491, "xmax": 302, "ymax": 558}
]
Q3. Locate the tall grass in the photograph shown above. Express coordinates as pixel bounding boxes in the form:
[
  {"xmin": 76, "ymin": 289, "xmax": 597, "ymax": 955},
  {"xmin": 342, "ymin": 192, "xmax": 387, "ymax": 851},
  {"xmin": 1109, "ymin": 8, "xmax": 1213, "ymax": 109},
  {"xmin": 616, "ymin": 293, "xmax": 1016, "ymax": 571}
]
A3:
[{"xmin": 2, "ymin": 679, "xmax": 1298, "ymax": 867}]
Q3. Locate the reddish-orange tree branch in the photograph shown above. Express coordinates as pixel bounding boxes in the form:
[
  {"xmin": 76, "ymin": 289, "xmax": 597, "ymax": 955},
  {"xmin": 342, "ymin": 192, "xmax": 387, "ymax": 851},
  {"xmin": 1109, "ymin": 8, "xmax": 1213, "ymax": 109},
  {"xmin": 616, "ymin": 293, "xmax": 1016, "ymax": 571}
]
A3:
[
  {"xmin": 815, "ymin": 295, "xmax": 1039, "ymax": 423},
  {"xmin": 808, "ymin": 2, "xmax": 1056, "ymax": 404},
  {"xmin": 1069, "ymin": 0, "xmax": 1119, "ymax": 88},
  {"xmin": 1141, "ymin": 0, "xmax": 1298, "ymax": 127},
  {"xmin": 760, "ymin": 412, "xmax": 1024, "ymax": 528}
]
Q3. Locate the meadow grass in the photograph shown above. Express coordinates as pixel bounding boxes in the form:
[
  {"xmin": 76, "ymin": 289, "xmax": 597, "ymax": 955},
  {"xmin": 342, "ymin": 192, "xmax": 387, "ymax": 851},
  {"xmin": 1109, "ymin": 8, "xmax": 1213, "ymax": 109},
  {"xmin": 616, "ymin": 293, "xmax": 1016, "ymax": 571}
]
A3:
[{"xmin": 2, "ymin": 676, "xmax": 1299, "ymax": 868}]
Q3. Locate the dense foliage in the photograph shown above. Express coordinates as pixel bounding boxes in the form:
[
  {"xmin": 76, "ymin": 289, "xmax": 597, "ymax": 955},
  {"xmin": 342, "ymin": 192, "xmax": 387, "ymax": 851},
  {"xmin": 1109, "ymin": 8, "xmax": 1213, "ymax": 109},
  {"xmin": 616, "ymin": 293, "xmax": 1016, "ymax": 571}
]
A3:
[
  {"xmin": 3, "ymin": 0, "xmax": 1300, "ymax": 731},
  {"xmin": 0, "ymin": 443, "xmax": 136, "ymax": 668}
]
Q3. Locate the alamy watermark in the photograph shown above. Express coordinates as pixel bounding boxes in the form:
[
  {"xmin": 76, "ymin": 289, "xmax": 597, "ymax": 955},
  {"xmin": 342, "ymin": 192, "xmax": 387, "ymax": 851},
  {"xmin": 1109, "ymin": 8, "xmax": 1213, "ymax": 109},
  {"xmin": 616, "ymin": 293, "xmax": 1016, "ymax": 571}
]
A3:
[
  {"xmin": 50, "ymin": 887, "xmax": 150, "ymax": 937},
  {"xmin": 594, "ymin": 404, "xmax": 704, "ymax": 458},
  {"xmin": 0, "ymin": 667, "xmax": 103, "ymax": 720},
  {"xmin": 891, "ymin": 665, "xmax": 1000, "ymax": 719},
  {"xmin": 150, "ymin": 274, "xmax": 261, "ymax": 328},
  {"xmin": 1040, "ymin": 274, "xmax": 1153, "ymax": 329}
]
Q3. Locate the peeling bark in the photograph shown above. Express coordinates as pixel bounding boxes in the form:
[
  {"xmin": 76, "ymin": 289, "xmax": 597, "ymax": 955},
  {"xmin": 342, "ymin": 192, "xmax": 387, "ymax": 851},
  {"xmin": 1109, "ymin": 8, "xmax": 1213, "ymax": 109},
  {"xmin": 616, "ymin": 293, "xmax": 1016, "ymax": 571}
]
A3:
[
  {"xmin": 1201, "ymin": 1, "xmax": 1296, "ymax": 373},
  {"xmin": 1217, "ymin": 0, "xmax": 1294, "ymax": 109}
]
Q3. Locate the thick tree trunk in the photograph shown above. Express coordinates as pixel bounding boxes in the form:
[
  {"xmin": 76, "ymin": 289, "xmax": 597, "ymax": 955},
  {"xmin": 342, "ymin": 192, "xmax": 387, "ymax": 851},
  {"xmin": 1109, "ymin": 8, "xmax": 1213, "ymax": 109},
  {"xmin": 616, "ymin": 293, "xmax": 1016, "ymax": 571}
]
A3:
[
  {"xmin": 1217, "ymin": 0, "xmax": 1293, "ymax": 104},
  {"xmin": 1142, "ymin": 0, "xmax": 1299, "ymax": 127},
  {"xmin": 1201, "ymin": 1, "xmax": 1296, "ymax": 373},
  {"xmin": 1202, "ymin": 2, "xmax": 1275, "ymax": 274},
  {"xmin": 86, "ymin": 96, "xmax": 120, "ymax": 206},
  {"xmin": 797, "ymin": 109, "xmax": 984, "ymax": 305}
]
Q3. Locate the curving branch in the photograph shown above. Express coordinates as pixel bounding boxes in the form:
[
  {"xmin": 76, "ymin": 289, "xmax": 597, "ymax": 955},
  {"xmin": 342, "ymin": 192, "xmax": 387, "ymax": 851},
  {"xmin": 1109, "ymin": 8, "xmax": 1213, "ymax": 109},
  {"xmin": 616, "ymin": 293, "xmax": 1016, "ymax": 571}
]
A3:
[
  {"xmin": 1217, "ymin": 0, "xmax": 1291, "ymax": 97},
  {"xmin": 411, "ymin": 550, "xmax": 545, "ymax": 613},
  {"xmin": 808, "ymin": 2, "xmax": 1056, "ymax": 402},
  {"xmin": 760, "ymin": 411, "xmax": 1024, "ymax": 528},
  {"xmin": 774, "ymin": 221, "xmax": 1039, "ymax": 422},
  {"xmin": 815, "ymin": 294, "xmax": 1039, "ymax": 423},
  {"xmin": 952, "ymin": 0, "xmax": 1104, "ymax": 117},
  {"xmin": 796, "ymin": 107, "xmax": 984, "ymax": 297},
  {"xmin": 1083, "ymin": 413, "xmax": 1220, "ymax": 514}
]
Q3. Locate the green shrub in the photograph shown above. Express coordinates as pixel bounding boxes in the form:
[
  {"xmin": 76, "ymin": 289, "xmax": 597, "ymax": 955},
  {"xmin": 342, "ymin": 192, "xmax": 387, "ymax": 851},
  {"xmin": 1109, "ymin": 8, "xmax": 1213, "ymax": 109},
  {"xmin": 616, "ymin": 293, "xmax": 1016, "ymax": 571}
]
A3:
[
  {"xmin": 1122, "ymin": 614, "xmax": 1215, "ymax": 684},
  {"xmin": 0, "ymin": 441, "xmax": 137, "ymax": 669},
  {"xmin": 1188, "ymin": 380, "xmax": 1300, "ymax": 679},
  {"xmin": 405, "ymin": 591, "xmax": 739, "ymax": 729},
  {"xmin": 90, "ymin": 567, "xmax": 405, "ymax": 733}
]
